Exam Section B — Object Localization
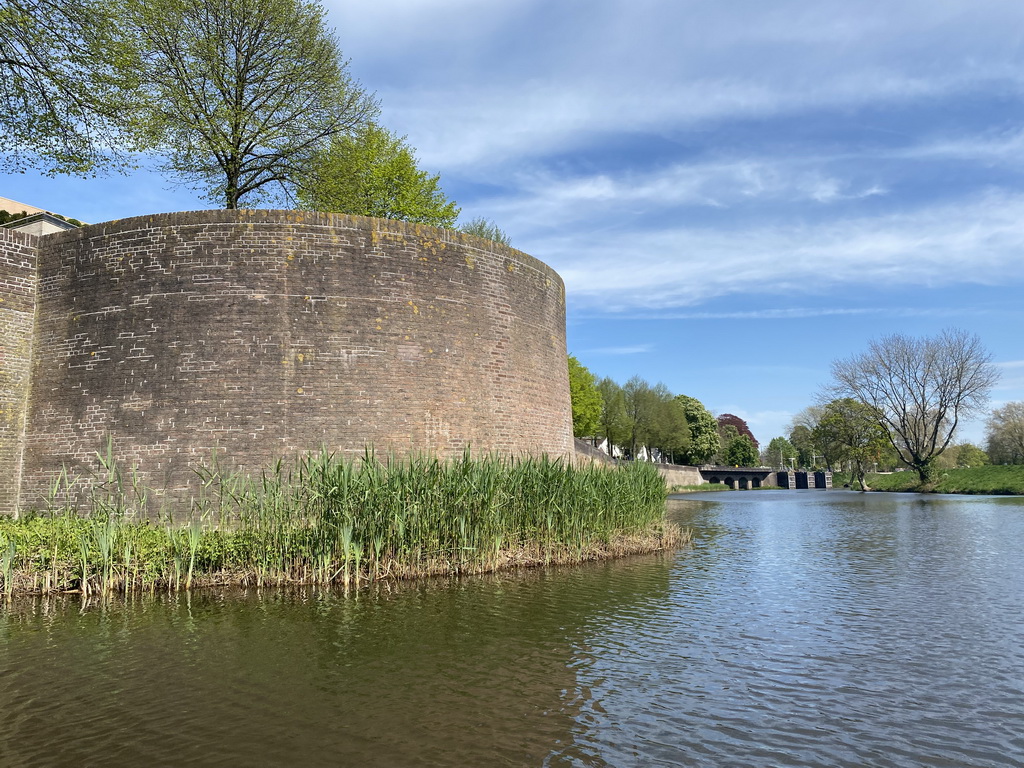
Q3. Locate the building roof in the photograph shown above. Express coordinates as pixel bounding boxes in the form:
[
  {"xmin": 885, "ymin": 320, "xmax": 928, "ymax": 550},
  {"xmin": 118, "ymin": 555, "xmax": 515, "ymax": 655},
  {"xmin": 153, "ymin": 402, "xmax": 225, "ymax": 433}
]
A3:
[
  {"xmin": 0, "ymin": 196, "xmax": 47, "ymax": 216},
  {"xmin": 1, "ymin": 212, "xmax": 80, "ymax": 236}
]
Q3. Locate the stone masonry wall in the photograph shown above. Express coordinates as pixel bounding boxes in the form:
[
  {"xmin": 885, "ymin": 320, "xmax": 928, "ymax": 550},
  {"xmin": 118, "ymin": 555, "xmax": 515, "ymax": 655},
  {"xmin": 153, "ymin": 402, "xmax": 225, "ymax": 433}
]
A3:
[
  {"xmin": 18, "ymin": 210, "xmax": 573, "ymax": 512},
  {"xmin": 0, "ymin": 227, "xmax": 37, "ymax": 513}
]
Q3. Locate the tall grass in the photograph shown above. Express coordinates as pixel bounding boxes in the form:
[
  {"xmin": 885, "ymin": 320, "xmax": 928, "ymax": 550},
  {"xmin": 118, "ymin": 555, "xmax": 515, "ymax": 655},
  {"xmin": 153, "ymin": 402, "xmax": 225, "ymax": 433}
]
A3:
[{"xmin": 0, "ymin": 450, "xmax": 680, "ymax": 596}]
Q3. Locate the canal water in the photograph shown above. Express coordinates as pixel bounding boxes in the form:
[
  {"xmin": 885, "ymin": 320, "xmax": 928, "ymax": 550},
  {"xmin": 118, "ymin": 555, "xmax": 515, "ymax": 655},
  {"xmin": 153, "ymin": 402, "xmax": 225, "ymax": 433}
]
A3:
[{"xmin": 2, "ymin": 491, "xmax": 1023, "ymax": 767}]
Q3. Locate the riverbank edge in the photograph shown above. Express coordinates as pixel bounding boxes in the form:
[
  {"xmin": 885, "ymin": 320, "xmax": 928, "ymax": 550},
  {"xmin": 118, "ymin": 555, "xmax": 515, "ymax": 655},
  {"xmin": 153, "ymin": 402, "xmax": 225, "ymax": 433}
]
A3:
[
  {"xmin": 0, "ymin": 521, "xmax": 688, "ymax": 597},
  {"xmin": 832, "ymin": 466, "xmax": 1024, "ymax": 495}
]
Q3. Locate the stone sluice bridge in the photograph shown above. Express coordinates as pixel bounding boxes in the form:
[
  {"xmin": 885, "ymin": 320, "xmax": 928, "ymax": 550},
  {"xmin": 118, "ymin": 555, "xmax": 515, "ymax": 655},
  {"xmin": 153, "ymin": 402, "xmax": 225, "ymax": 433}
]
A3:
[{"xmin": 699, "ymin": 466, "xmax": 833, "ymax": 490}]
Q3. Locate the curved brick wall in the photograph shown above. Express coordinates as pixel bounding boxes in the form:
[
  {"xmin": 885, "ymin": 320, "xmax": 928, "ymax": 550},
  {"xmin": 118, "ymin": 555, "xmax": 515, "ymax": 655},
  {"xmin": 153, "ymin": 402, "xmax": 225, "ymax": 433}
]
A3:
[
  {"xmin": 0, "ymin": 228, "xmax": 37, "ymax": 513},
  {"xmin": 19, "ymin": 210, "xmax": 572, "ymax": 510}
]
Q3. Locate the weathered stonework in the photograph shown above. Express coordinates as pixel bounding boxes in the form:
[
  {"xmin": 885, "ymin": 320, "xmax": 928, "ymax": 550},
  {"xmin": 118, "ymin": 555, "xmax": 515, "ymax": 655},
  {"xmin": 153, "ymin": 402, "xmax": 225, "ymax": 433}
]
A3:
[
  {"xmin": 0, "ymin": 228, "xmax": 38, "ymax": 512},
  {"xmin": 4, "ymin": 210, "xmax": 573, "ymax": 513}
]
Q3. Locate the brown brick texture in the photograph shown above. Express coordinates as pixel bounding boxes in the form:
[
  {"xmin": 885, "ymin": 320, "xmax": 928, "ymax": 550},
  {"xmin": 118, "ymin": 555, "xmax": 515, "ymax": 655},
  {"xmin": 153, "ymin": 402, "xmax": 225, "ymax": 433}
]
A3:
[
  {"xmin": 0, "ymin": 228, "xmax": 37, "ymax": 512},
  {"xmin": 13, "ymin": 210, "xmax": 573, "ymax": 513}
]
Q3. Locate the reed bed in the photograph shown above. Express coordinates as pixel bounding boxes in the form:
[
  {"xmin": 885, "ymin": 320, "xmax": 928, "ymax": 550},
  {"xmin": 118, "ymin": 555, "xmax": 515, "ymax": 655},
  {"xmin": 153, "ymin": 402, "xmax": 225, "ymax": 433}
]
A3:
[{"xmin": 0, "ymin": 450, "xmax": 683, "ymax": 596}]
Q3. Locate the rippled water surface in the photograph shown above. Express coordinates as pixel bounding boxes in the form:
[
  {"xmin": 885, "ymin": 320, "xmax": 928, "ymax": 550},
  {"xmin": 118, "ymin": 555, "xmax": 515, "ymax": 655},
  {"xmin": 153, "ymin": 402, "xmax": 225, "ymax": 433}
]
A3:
[{"xmin": 3, "ymin": 491, "xmax": 1024, "ymax": 766}]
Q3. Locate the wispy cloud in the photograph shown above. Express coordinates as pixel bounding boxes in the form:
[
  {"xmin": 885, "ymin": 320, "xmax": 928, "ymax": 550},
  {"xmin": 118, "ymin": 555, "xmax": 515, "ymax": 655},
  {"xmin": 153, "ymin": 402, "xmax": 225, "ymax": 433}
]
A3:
[
  {"xmin": 530, "ymin": 190, "xmax": 1024, "ymax": 311},
  {"xmin": 574, "ymin": 344, "xmax": 654, "ymax": 356},
  {"xmin": 489, "ymin": 159, "xmax": 888, "ymax": 225},
  {"xmin": 329, "ymin": 1, "xmax": 1024, "ymax": 170}
]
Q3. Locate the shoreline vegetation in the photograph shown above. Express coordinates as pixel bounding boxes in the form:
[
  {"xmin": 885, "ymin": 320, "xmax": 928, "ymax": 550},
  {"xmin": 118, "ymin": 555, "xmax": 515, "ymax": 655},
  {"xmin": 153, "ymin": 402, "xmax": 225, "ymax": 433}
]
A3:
[
  {"xmin": 832, "ymin": 465, "xmax": 1024, "ymax": 495},
  {"xmin": 0, "ymin": 450, "xmax": 686, "ymax": 598}
]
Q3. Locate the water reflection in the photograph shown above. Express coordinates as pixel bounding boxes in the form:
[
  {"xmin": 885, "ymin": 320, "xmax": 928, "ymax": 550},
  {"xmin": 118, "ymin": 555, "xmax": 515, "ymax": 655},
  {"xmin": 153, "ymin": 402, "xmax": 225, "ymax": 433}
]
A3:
[
  {"xmin": 0, "ymin": 556, "xmax": 676, "ymax": 767},
  {"xmin": 3, "ymin": 493, "xmax": 1024, "ymax": 766},
  {"xmin": 572, "ymin": 491, "xmax": 1024, "ymax": 767}
]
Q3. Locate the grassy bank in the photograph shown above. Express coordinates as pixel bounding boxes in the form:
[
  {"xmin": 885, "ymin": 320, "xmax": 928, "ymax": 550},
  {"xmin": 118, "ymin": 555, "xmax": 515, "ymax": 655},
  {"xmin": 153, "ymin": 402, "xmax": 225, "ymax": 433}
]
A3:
[
  {"xmin": 833, "ymin": 465, "xmax": 1024, "ymax": 494},
  {"xmin": 0, "ymin": 451, "xmax": 684, "ymax": 597}
]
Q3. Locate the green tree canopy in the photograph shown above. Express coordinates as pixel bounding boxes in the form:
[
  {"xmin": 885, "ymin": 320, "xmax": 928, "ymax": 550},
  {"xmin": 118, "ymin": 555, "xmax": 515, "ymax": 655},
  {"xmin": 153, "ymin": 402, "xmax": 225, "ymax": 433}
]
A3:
[
  {"xmin": 648, "ymin": 384, "xmax": 690, "ymax": 463},
  {"xmin": 789, "ymin": 425, "xmax": 816, "ymax": 467},
  {"xmin": 596, "ymin": 377, "xmax": 630, "ymax": 452},
  {"xmin": 937, "ymin": 442, "xmax": 990, "ymax": 469},
  {"xmin": 763, "ymin": 436, "xmax": 797, "ymax": 468},
  {"xmin": 723, "ymin": 434, "xmax": 759, "ymax": 467},
  {"xmin": 985, "ymin": 401, "xmax": 1024, "ymax": 465},
  {"xmin": 813, "ymin": 398, "xmax": 891, "ymax": 490},
  {"xmin": 954, "ymin": 443, "xmax": 990, "ymax": 468},
  {"xmin": 674, "ymin": 395, "xmax": 719, "ymax": 465},
  {"xmin": 717, "ymin": 413, "xmax": 758, "ymax": 448},
  {"xmin": 299, "ymin": 123, "xmax": 459, "ymax": 226},
  {"xmin": 622, "ymin": 376, "xmax": 656, "ymax": 459},
  {"xmin": 567, "ymin": 356, "xmax": 602, "ymax": 439},
  {"xmin": 0, "ymin": 0, "xmax": 145, "ymax": 175},
  {"xmin": 129, "ymin": 0, "xmax": 378, "ymax": 208},
  {"xmin": 460, "ymin": 217, "xmax": 511, "ymax": 246}
]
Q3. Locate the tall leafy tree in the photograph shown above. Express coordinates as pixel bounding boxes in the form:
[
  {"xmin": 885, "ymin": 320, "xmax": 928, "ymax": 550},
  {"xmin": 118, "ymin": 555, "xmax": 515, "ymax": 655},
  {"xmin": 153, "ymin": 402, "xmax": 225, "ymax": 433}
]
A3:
[
  {"xmin": 723, "ymin": 435, "xmax": 759, "ymax": 467},
  {"xmin": 596, "ymin": 377, "xmax": 630, "ymax": 453},
  {"xmin": 622, "ymin": 376, "xmax": 662, "ymax": 459},
  {"xmin": 789, "ymin": 425, "xmax": 816, "ymax": 468},
  {"xmin": 985, "ymin": 401, "xmax": 1024, "ymax": 465},
  {"xmin": 674, "ymin": 395, "xmax": 719, "ymax": 464},
  {"xmin": 0, "ymin": 0, "xmax": 144, "ymax": 174},
  {"xmin": 648, "ymin": 385, "xmax": 690, "ymax": 463},
  {"xmin": 567, "ymin": 356, "xmax": 602, "ymax": 439},
  {"xmin": 788, "ymin": 405, "xmax": 824, "ymax": 467},
  {"xmin": 829, "ymin": 329, "xmax": 998, "ymax": 484},
  {"xmin": 129, "ymin": 0, "xmax": 378, "ymax": 208},
  {"xmin": 460, "ymin": 217, "xmax": 511, "ymax": 246},
  {"xmin": 813, "ymin": 398, "xmax": 891, "ymax": 490},
  {"xmin": 763, "ymin": 436, "xmax": 797, "ymax": 468},
  {"xmin": 717, "ymin": 413, "xmax": 758, "ymax": 448},
  {"xmin": 299, "ymin": 123, "xmax": 459, "ymax": 226}
]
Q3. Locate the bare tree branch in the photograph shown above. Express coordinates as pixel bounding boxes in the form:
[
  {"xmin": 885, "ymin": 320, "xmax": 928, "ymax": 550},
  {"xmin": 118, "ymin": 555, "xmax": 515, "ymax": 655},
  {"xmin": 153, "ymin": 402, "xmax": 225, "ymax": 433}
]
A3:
[{"xmin": 828, "ymin": 328, "xmax": 998, "ymax": 484}]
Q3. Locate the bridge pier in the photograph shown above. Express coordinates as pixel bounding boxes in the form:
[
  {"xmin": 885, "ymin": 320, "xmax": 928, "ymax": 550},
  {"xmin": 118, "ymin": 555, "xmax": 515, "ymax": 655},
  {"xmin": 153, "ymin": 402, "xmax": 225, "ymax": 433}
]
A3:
[{"xmin": 699, "ymin": 467, "xmax": 831, "ymax": 490}]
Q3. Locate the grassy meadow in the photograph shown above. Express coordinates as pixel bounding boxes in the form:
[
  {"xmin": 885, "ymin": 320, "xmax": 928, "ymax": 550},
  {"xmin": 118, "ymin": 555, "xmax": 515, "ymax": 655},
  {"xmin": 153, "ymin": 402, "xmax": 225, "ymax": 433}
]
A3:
[
  {"xmin": 0, "ymin": 450, "xmax": 684, "ymax": 597},
  {"xmin": 833, "ymin": 465, "xmax": 1024, "ymax": 494}
]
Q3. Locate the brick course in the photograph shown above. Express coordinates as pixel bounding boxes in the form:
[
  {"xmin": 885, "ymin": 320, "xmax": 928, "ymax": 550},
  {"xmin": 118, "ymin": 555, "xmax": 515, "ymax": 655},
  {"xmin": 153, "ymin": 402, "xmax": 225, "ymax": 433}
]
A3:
[
  {"xmin": 9, "ymin": 210, "xmax": 573, "ymax": 513},
  {"xmin": 0, "ymin": 227, "xmax": 38, "ymax": 512}
]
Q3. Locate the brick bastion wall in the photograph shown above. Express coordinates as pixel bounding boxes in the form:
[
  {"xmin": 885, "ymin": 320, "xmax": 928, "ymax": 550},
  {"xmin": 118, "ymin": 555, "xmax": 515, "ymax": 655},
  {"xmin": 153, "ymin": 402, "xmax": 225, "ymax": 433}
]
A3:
[
  {"xmin": 2, "ymin": 210, "xmax": 574, "ymax": 513},
  {"xmin": 0, "ymin": 227, "xmax": 37, "ymax": 513}
]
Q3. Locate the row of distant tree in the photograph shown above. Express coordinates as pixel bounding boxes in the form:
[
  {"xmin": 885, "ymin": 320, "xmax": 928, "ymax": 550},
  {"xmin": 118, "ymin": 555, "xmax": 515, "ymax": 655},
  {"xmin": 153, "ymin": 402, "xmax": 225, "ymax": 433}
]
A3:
[
  {"xmin": 568, "ymin": 356, "xmax": 761, "ymax": 467},
  {"xmin": 757, "ymin": 328, "xmax": 1012, "ymax": 490},
  {"xmin": 572, "ymin": 327, "xmax": 1016, "ymax": 487},
  {"xmin": 1, "ymin": 0, "xmax": 507, "ymax": 240}
]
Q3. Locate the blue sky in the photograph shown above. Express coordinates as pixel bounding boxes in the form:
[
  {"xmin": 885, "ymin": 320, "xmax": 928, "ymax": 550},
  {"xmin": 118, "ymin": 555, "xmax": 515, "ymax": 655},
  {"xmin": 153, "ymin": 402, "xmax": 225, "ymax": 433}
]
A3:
[{"xmin": 5, "ymin": 0, "xmax": 1024, "ymax": 446}]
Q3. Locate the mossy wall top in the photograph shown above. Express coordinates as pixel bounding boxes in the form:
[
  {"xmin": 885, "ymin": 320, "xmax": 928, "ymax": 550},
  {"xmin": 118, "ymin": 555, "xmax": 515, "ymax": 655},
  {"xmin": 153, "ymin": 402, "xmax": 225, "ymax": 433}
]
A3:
[{"xmin": 17, "ymin": 210, "xmax": 573, "ymax": 510}]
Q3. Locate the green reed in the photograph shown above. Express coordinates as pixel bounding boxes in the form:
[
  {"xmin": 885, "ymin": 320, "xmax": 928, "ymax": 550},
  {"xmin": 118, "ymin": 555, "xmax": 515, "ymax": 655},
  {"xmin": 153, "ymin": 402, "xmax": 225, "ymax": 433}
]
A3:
[{"xmin": 0, "ymin": 449, "xmax": 675, "ymax": 595}]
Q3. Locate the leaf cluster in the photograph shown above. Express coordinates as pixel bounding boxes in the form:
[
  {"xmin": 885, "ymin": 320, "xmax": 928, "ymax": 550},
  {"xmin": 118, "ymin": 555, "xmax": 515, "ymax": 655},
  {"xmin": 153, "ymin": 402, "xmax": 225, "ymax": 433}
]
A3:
[
  {"xmin": 128, "ymin": 0, "xmax": 379, "ymax": 208},
  {"xmin": 299, "ymin": 123, "xmax": 459, "ymax": 226},
  {"xmin": 0, "ymin": 0, "xmax": 147, "ymax": 175}
]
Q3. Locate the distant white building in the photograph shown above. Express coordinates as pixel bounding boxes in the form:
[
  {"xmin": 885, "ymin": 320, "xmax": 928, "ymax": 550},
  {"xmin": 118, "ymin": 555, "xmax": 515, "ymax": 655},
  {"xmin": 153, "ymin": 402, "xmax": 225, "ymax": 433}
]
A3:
[
  {"xmin": 0, "ymin": 196, "xmax": 83, "ymax": 235},
  {"xmin": 0, "ymin": 196, "xmax": 46, "ymax": 216}
]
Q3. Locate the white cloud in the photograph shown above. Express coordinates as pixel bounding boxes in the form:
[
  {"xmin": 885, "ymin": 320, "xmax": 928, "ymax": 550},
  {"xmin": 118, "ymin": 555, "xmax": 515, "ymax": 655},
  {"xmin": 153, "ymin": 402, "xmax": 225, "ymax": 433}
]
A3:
[
  {"xmin": 325, "ymin": 1, "xmax": 1024, "ymax": 171},
  {"xmin": 524, "ymin": 190, "xmax": 1024, "ymax": 311},
  {"xmin": 483, "ymin": 158, "xmax": 888, "ymax": 231}
]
